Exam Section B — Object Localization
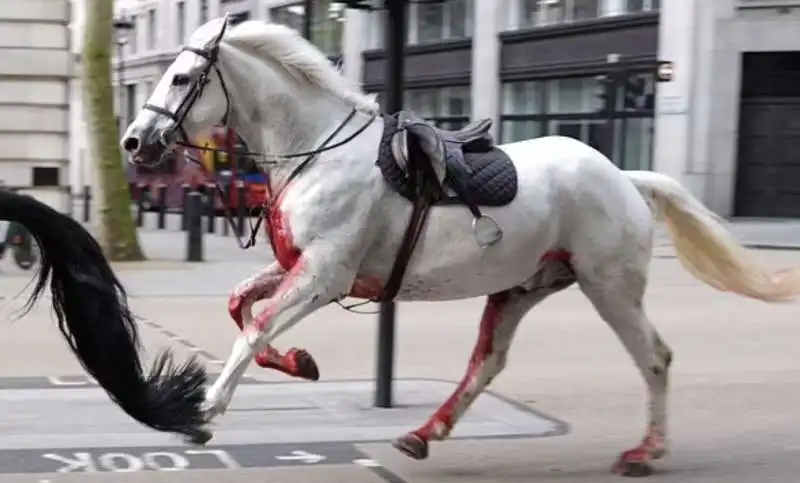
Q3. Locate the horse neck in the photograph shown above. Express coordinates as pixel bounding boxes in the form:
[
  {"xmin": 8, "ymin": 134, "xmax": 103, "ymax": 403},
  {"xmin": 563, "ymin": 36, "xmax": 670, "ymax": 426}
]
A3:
[{"xmin": 222, "ymin": 51, "xmax": 355, "ymax": 191}]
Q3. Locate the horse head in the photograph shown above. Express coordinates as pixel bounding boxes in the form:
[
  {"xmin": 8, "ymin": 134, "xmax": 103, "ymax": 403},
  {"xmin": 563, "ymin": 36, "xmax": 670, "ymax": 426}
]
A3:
[{"xmin": 121, "ymin": 15, "xmax": 379, "ymax": 170}]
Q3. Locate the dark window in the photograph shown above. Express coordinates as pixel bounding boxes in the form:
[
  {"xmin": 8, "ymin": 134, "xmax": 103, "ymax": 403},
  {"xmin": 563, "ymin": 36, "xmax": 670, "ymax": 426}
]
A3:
[
  {"xmin": 228, "ymin": 11, "xmax": 249, "ymax": 26},
  {"xmin": 32, "ymin": 167, "xmax": 59, "ymax": 187},
  {"xmin": 125, "ymin": 83, "xmax": 136, "ymax": 128},
  {"xmin": 269, "ymin": 1, "xmax": 346, "ymax": 56},
  {"xmin": 500, "ymin": 72, "xmax": 655, "ymax": 170},
  {"xmin": 199, "ymin": 0, "xmax": 208, "ymax": 24}
]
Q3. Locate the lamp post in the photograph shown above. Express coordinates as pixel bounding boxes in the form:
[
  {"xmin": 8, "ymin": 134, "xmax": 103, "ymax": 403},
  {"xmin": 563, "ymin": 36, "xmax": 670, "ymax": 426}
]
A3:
[
  {"xmin": 112, "ymin": 16, "xmax": 134, "ymax": 135},
  {"xmin": 333, "ymin": 0, "xmax": 407, "ymax": 409}
]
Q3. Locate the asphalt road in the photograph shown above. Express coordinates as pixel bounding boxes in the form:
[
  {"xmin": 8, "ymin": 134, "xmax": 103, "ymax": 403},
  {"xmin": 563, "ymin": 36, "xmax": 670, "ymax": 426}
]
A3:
[{"xmin": 0, "ymin": 243, "xmax": 799, "ymax": 482}]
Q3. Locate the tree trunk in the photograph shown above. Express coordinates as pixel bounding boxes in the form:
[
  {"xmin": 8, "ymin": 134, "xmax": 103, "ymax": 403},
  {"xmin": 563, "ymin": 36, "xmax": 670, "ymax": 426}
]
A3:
[{"xmin": 82, "ymin": 0, "xmax": 145, "ymax": 261}]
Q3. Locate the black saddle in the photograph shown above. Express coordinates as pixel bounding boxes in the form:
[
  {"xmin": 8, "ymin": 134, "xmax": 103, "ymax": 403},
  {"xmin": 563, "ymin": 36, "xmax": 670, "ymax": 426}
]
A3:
[
  {"xmin": 380, "ymin": 111, "xmax": 518, "ymax": 208},
  {"xmin": 372, "ymin": 111, "xmax": 518, "ymax": 304}
]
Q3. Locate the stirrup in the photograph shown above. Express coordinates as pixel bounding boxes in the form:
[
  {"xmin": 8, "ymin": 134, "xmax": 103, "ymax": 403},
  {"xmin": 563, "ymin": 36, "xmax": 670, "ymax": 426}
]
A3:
[{"xmin": 473, "ymin": 215, "xmax": 502, "ymax": 248}]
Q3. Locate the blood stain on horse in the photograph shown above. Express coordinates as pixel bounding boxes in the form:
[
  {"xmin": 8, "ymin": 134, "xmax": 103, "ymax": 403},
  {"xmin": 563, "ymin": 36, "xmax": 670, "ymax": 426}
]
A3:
[
  {"xmin": 413, "ymin": 290, "xmax": 510, "ymax": 442},
  {"xmin": 541, "ymin": 249, "xmax": 571, "ymax": 263},
  {"xmin": 266, "ymin": 187, "xmax": 301, "ymax": 271},
  {"xmin": 348, "ymin": 276, "xmax": 384, "ymax": 299}
]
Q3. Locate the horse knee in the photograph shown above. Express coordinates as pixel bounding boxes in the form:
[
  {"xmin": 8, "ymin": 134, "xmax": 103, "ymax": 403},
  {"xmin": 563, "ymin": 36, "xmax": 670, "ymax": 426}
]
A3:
[
  {"xmin": 653, "ymin": 335, "xmax": 673, "ymax": 374},
  {"xmin": 228, "ymin": 293, "xmax": 245, "ymax": 330}
]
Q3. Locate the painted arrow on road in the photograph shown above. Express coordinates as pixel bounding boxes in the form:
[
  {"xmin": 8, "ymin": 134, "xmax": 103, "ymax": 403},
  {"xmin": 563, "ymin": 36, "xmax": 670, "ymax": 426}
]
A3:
[{"xmin": 275, "ymin": 450, "xmax": 326, "ymax": 464}]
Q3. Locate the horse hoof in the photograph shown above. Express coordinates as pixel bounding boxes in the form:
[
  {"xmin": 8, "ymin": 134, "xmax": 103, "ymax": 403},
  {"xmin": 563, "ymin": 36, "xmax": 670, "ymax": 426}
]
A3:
[
  {"xmin": 291, "ymin": 349, "xmax": 320, "ymax": 381},
  {"xmin": 392, "ymin": 433, "xmax": 429, "ymax": 460},
  {"xmin": 617, "ymin": 460, "xmax": 654, "ymax": 477},
  {"xmin": 612, "ymin": 453, "xmax": 654, "ymax": 477},
  {"xmin": 184, "ymin": 428, "xmax": 213, "ymax": 446}
]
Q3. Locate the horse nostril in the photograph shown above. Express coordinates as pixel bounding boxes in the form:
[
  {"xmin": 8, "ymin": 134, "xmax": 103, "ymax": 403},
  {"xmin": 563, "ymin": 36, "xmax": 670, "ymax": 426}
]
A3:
[{"xmin": 122, "ymin": 136, "xmax": 141, "ymax": 153}]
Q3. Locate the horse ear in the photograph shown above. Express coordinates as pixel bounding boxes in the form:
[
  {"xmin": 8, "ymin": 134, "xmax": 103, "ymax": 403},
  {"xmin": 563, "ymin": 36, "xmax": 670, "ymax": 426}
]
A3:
[{"xmin": 212, "ymin": 14, "xmax": 230, "ymax": 46}]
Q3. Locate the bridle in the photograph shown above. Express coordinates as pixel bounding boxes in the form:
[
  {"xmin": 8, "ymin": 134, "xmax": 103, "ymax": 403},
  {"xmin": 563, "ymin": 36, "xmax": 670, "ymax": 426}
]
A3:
[{"xmin": 138, "ymin": 23, "xmax": 378, "ymax": 251}]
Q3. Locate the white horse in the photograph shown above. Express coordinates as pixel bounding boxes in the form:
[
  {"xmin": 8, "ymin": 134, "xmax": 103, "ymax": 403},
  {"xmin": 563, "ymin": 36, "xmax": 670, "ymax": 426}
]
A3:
[{"xmin": 121, "ymin": 17, "xmax": 800, "ymax": 477}]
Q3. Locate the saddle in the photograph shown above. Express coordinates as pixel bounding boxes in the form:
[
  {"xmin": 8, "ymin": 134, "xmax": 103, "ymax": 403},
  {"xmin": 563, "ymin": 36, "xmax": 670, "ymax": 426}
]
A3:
[
  {"xmin": 389, "ymin": 111, "xmax": 511, "ymax": 206},
  {"xmin": 374, "ymin": 110, "xmax": 519, "ymax": 302}
]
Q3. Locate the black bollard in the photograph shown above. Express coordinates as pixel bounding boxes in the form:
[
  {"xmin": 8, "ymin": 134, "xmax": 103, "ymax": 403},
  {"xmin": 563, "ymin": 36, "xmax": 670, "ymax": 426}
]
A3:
[
  {"xmin": 221, "ymin": 184, "xmax": 230, "ymax": 236},
  {"xmin": 180, "ymin": 183, "xmax": 191, "ymax": 231},
  {"xmin": 65, "ymin": 186, "xmax": 73, "ymax": 218},
  {"xmin": 156, "ymin": 184, "xmax": 167, "ymax": 230},
  {"xmin": 186, "ymin": 191, "xmax": 203, "ymax": 262},
  {"xmin": 135, "ymin": 183, "xmax": 147, "ymax": 227},
  {"xmin": 235, "ymin": 181, "xmax": 246, "ymax": 237},
  {"xmin": 206, "ymin": 183, "xmax": 216, "ymax": 234},
  {"xmin": 82, "ymin": 185, "xmax": 91, "ymax": 223}
]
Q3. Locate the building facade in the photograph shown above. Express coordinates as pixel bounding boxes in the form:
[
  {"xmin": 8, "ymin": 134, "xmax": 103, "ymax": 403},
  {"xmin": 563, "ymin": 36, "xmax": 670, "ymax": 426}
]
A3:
[
  {"xmin": 0, "ymin": 0, "xmax": 71, "ymax": 210},
  {"xmin": 67, "ymin": 0, "xmax": 800, "ymax": 217},
  {"xmin": 657, "ymin": 0, "xmax": 800, "ymax": 217}
]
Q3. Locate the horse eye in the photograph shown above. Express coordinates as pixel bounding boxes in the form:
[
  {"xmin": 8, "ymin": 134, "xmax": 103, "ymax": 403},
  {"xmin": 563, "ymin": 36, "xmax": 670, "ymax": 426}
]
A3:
[{"xmin": 171, "ymin": 74, "xmax": 191, "ymax": 86}]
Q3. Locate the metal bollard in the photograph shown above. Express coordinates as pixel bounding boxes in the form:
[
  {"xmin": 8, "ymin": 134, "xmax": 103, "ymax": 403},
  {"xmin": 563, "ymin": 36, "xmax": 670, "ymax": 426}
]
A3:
[
  {"xmin": 206, "ymin": 183, "xmax": 216, "ymax": 234},
  {"xmin": 82, "ymin": 185, "xmax": 91, "ymax": 223},
  {"xmin": 221, "ymin": 184, "xmax": 230, "ymax": 236},
  {"xmin": 156, "ymin": 184, "xmax": 167, "ymax": 230},
  {"xmin": 235, "ymin": 181, "xmax": 246, "ymax": 237},
  {"xmin": 135, "ymin": 183, "xmax": 147, "ymax": 227},
  {"xmin": 180, "ymin": 183, "xmax": 191, "ymax": 231},
  {"xmin": 65, "ymin": 186, "xmax": 73, "ymax": 218},
  {"xmin": 186, "ymin": 191, "xmax": 203, "ymax": 262}
]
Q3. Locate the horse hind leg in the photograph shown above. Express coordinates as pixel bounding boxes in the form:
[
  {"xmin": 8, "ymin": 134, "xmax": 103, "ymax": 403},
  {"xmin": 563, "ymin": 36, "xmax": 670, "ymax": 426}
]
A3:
[
  {"xmin": 228, "ymin": 263, "xmax": 319, "ymax": 381},
  {"xmin": 394, "ymin": 261, "xmax": 576, "ymax": 460},
  {"xmin": 578, "ymin": 271, "xmax": 672, "ymax": 477}
]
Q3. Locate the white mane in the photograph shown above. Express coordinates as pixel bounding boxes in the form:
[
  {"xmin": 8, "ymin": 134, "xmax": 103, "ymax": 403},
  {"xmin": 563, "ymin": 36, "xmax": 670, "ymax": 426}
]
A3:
[{"xmin": 222, "ymin": 20, "xmax": 380, "ymax": 115}]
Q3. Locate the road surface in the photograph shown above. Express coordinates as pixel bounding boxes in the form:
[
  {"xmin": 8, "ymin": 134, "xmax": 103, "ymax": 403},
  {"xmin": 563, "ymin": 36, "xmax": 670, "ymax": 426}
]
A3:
[{"xmin": 0, "ymin": 242, "xmax": 798, "ymax": 482}]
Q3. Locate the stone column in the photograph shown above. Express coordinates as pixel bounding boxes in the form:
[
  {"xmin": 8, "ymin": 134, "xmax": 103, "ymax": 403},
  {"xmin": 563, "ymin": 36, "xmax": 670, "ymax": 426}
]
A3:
[
  {"xmin": 470, "ymin": 0, "xmax": 501, "ymax": 137},
  {"xmin": 652, "ymin": 0, "xmax": 697, "ymax": 186}
]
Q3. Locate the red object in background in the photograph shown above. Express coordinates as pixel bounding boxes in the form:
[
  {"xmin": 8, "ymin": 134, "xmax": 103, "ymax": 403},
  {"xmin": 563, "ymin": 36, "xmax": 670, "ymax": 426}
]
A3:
[{"xmin": 127, "ymin": 125, "xmax": 268, "ymax": 213}]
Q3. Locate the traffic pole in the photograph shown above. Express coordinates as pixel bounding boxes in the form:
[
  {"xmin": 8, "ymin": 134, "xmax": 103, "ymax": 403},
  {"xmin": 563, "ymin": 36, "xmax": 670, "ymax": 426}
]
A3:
[{"xmin": 375, "ymin": 0, "xmax": 407, "ymax": 409}]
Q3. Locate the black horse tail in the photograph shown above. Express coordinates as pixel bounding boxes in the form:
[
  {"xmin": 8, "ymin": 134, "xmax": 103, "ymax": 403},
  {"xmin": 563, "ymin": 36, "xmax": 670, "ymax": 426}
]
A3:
[{"xmin": 0, "ymin": 190, "xmax": 208, "ymax": 437}]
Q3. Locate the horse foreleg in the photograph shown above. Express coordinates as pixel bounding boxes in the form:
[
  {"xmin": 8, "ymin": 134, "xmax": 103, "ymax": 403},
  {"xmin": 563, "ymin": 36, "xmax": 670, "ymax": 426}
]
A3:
[
  {"xmin": 228, "ymin": 262, "xmax": 319, "ymax": 381},
  {"xmin": 200, "ymin": 250, "xmax": 352, "ymax": 437},
  {"xmin": 393, "ymin": 288, "xmax": 535, "ymax": 460}
]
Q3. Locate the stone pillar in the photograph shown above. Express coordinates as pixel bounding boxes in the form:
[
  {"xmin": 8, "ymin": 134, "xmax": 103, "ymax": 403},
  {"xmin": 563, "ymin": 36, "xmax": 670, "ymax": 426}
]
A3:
[
  {"xmin": 0, "ymin": 0, "xmax": 71, "ymax": 212},
  {"xmin": 470, "ymin": 0, "xmax": 501, "ymax": 137},
  {"xmin": 652, "ymin": 0, "xmax": 697, "ymax": 187},
  {"xmin": 342, "ymin": 8, "xmax": 366, "ymax": 87}
]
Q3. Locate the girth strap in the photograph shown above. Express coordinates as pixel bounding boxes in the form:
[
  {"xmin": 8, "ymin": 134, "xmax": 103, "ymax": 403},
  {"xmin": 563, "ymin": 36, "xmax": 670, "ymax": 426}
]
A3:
[{"xmin": 375, "ymin": 117, "xmax": 439, "ymax": 302}]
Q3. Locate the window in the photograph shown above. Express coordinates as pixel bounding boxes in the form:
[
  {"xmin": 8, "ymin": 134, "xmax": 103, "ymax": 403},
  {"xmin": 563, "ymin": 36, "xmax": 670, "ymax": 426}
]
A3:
[
  {"xmin": 501, "ymin": 80, "xmax": 544, "ymax": 142},
  {"xmin": 176, "ymin": 1, "xmax": 186, "ymax": 44},
  {"xmin": 228, "ymin": 11, "xmax": 249, "ymax": 26},
  {"xmin": 199, "ymin": 0, "xmax": 208, "ymax": 24},
  {"xmin": 625, "ymin": 0, "xmax": 660, "ymax": 13},
  {"xmin": 500, "ymin": 73, "xmax": 655, "ymax": 170},
  {"xmin": 129, "ymin": 15, "xmax": 138, "ymax": 54},
  {"xmin": 32, "ymin": 167, "xmax": 60, "ymax": 187},
  {"xmin": 269, "ymin": 2, "xmax": 346, "ymax": 56},
  {"xmin": 507, "ymin": 0, "xmax": 657, "ymax": 30},
  {"xmin": 125, "ymin": 84, "xmax": 137, "ymax": 128},
  {"xmin": 411, "ymin": 0, "xmax": 472, "ymax": 45},
  {"xmin": 146, "ymin": 9, "xmax": 156, "ymax": 49},
  {"xmin": 405, "ymin": 86, "xmax": 471, "ymax": 129}
]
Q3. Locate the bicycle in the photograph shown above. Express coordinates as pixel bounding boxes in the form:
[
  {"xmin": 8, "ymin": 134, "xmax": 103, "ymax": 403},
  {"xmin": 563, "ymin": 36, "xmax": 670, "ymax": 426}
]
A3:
[{"xmin": 0, "ymin": 222, "xmax": 38, "ymax": 270}]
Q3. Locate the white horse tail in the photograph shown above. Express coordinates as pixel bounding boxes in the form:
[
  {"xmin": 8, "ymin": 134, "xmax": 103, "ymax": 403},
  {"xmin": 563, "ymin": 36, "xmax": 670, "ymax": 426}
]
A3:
[{"xmin": 626, "ymin": 170, "xmax": 800, "ymax": 302}]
